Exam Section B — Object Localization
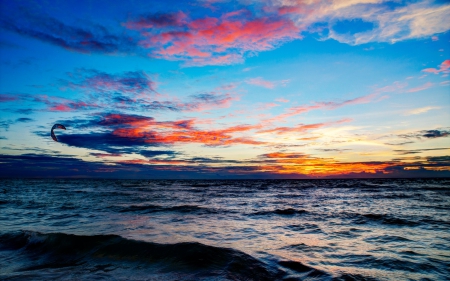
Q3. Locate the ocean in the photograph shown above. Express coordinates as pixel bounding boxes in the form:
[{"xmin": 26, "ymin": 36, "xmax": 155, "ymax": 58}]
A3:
[{"xmin": 0, "ymin": 178, "xmax": 449, "ymax": 280}]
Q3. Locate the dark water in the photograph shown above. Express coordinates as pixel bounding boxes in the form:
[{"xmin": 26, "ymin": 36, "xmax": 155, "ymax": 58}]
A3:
[{"xmin": 0, "ymin": 179, "xmax": 449, "ymax": 280}]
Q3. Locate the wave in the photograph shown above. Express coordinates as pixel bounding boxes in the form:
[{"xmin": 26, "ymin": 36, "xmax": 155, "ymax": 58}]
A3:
[
  {"xmin": 364, "ymin": 235, "xmax": 411, "ymax": 243},
  {"xmin": 286, "ymin": 223, "xmax": 324, "ymax": 234},
  {"xmin": 118, "ymin": 204, "xmax": 222, "ymax": 215},
  {"xmin": 327, "ymin": 254, "xmax": 441, "ymax": 273},
  {"xmin": 335, "ymin": 212, "xmax": 421, "ymax": 227},
  {"xmin": 360, "ymin": 214, "xmax": 420, "ymax": 226},
  {"xmin": 0, "ymin": 231, "xmax": 380, "ymax": 281},
  {"xmin": 251, "ymin": 208, "xmax": 308, "ymax": 216},
  {"xmin": 0, "ymin": 231, "xmax": 282, "ymax": 280},
  {"xmin": 278, "ymin": 260, "xmax": 328, "ymax": 279}
]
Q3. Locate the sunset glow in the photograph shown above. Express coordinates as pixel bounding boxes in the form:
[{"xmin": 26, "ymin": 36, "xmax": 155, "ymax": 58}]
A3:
[{"xmin": 0, "ymin": 0, "xmax": 449, "ymax": 178}]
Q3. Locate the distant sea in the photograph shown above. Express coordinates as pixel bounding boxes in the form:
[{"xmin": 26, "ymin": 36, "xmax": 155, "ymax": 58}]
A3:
[{"xmin": 0, "ymin": 178, "xmax": 449, "ymax": 280}]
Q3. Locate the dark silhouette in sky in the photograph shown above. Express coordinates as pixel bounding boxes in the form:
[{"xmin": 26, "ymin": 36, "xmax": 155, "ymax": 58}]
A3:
[{"xmin": 51, "ymin": 124, "xmax": 66, "ymax": 142}]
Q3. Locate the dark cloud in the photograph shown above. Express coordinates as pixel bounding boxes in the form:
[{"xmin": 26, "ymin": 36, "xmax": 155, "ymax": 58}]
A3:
[
  {"xmin": 111, "ymin": 93, "xmax": 233, "ymax": 112},
  {"xmin": 384, "ymin": 141, "xmax": 414, "ymax": 146},
  {"xmin": 0, "ymin": 93, "xmax": 19, "ymax": 102},
  {"xmin": 55, "ymin": 113, "xmax": 153, "ymax": 129},
  {"xmin": 125, "ymin": 12, "xmax": 185, "ymax": 29},
  {"xmin": 394, "ymin": 148, "xmax": 449, "ymax": 155},
  {"xmin": 426, "ymin": 155, "xmax": 450, "ymax": 163},
  {"xmin": 0, "ymin": 146, "xmax": 61, "ymax": 154},
  {"xmin": 57, "ymin": 132, "xmax": 159, "ymax": 154},
  {"xmin": 34, "ymin": 113, "xmax": 186, "ymax": 156},
  {"xmin": 0, "ymin": 153, "xmax": 128, "ymax": 178},
  {"xmin": 89, "ymin": 152, "xmax": 122, "ymax": 158},
  {"xmin": 0, "ymin": 153, "xmax": 281, "ymax": 179},
  {"xmin": 399, "ymin": 129, "xmax": 450, "ymax": 139},
  {"xmin": 191, "ymin": 93, "xmax": 221, "ymax": 103},
  {"xmin": 422, "ymin": 130, "xmax": 449, "ymax": 138},
  {"xmin": 16, "ymin": 117, "xmax": 33, "ymax": 122},
  {"xmin": 0, "ymin": 120, "xmax": 13, "ymax": 130},
  {"xmin": 0, "ymin": 9, "xmax": 137, "ymax": 55},
  {"xmin": 1, "ymin": 153, "xmax": 450, "ymax": 179},
  {"xmin": 1, "ymin": 92, "xmax": 97, "ymax": 112},
  {"xmin": 0, "ymin": 40, "xmax": 23, "ymax": 49},
  {"xmin": 97, "ymin": 114, "xmax": 154, "ymax": 127},
  {"xmin": 67, "ymin": 69, "xmax": 156, "ymax": 94},
  {"xmin": 140, "ymin": 150, "xmax": 178, "ymax": 158},
  {"xmin": 34, "ymin": 111, "xmax": 263, "ymax": 154},
  {"xmin": 141, "ymin": 101, "xmax": 181, "ymax": 111},
  {"xmin": 15, "ymin": 108, "xmax": 34, "ymax": 115},
  {"xmin": 323, "ymin": 168, "xmax": 450, "ymax": 179}
]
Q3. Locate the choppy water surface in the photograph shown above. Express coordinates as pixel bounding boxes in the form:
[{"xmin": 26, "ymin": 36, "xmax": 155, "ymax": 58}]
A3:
[{"xmin": 0, "ymin": 179, "xmax": 449, "ymax": 280}]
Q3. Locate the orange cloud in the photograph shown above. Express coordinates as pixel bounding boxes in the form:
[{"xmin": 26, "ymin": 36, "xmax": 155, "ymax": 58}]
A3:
[
  {"xmin": 255, "ymin": 152, "xmax": 393, "ymax": 176},
  {"xmin": 109, "ymin": 116, "xmax": 265, "ymax": 147}
]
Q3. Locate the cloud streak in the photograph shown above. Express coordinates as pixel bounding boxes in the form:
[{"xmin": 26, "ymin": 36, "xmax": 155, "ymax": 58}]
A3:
[
  {"xmin": 404, "ymin": 106, "xmax": 440, "ymax": 116},
  {"xmin": 258, "ymin": 118, "xmax": 351, "ymax": 134},
  {"xmin": 0, "ymin": 9, "xmax": 136, "ymax": 54},
  {"xmin": 406, "ymin": 82, "xmax": 434, "ymax": 93}
]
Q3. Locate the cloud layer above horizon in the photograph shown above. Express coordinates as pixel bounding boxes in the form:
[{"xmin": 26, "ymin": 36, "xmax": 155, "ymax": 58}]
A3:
[{"xmin": 0, "ymin": 0, "xmax": 449, "ymax": 178}]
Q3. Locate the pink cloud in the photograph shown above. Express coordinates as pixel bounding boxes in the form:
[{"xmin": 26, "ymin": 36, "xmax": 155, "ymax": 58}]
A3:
[
  {"xmin": 258, "ymin": 118, "xmax": 351, "ymax": 134},
  {"xmin": 246, "ymin": 77, "xmax": 276, "ymax": 89},
  {"xmin": 68, "ymin": 70, "xmax": 156, "ymax": 96},
  {"xmin": 47, "ymin": 101, "xmax": 98, "ymax": 112},
  {"xmin": 256, "ymin": 102, "xmax": 280, "ymax": 110},
  {"xmin": 265, "ymin": 81, "xmax": 404, "ymax": 123},
  {"xmin": 422, "ymin": 59, "xmax": 450, "ymax": 74},
  {"xmin": 275, "ymin": 98, "xmax": 289, "ymax": 103},
  {"xmin": 125, "ymin": 10, "xmax": 301, "ymax": 66},
  {"xmin": 277, "ymin": 5, "xmax": 308, "ymax": 15},
  {"xmin": 267, "ymin": 93, "xmax": 375, "ymax": 122},
  {"xmin": 406, "ymin": 82, "xmax": 434, "ymax": 93},
  {"xmin": 432, "ymin": 36, "xmax": 438, "ymax": 41},
  {"xmin": 184, "ymin": 91, "xmax": 239, "ymax": 112},
  {"xmin": 29, "ymin": 94, "xmax": 99, "ymax": 112},
  {"xmin": 0, "ymin": 94, "xmax": 19, "ymax": 102}
]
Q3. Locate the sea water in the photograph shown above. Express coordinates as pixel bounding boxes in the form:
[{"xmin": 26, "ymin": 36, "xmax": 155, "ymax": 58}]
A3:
[{"xmin": 0, "ymin": 178, "xmax": 449, "ymax": 280}]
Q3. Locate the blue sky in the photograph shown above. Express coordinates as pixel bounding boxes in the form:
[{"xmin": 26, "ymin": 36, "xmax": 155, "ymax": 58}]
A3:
[{"xmin": 0, "ymin": 0, "xmax": 449, "ymax": 178}]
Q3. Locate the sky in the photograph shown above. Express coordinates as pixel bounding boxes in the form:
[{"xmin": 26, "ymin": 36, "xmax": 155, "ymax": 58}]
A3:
[{"xmin": 0, "ymin": 0, "xmax": 449, "ymax": 179}]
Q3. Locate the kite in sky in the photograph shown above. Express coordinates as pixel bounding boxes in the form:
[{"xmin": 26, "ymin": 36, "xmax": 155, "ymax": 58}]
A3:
[{"xmin": 51, "ymin": 124, "xmax": 66, "ymax": 142}]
